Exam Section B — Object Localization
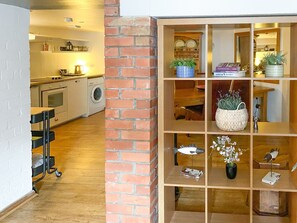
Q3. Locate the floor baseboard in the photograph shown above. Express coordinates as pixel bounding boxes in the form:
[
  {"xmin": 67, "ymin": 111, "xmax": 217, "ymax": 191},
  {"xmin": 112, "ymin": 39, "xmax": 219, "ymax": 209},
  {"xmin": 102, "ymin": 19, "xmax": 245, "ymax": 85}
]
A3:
[{"xmin": 0, "ymin": 190, "xmax": 37, "ymax": 221}]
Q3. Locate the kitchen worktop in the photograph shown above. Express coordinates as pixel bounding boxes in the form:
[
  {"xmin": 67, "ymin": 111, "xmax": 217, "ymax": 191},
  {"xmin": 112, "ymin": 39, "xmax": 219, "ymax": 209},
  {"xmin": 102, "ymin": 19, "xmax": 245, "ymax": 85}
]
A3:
[{"xmin": 30, "ymin": 74, "xmax": 104, "ymax": 87}]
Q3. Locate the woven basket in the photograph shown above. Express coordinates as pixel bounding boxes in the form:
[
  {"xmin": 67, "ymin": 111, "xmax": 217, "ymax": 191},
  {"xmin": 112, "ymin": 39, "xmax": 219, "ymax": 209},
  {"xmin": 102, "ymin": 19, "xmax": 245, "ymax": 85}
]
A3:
[{"xmin": 215, "ymin": 102, "xmax": 248, "ymax": 131}]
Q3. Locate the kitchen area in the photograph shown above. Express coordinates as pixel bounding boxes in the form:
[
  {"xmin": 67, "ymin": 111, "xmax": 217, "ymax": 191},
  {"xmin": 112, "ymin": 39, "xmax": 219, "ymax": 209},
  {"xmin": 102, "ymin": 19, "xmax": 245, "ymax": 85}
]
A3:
[{"xmin": 29, "ymin": 7, "xmax": 105, "ymax": 128}]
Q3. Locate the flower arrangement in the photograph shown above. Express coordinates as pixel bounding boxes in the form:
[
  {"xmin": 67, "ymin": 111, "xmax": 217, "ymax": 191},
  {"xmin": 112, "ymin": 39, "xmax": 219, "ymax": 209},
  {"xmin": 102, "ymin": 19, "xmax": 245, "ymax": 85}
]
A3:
[
  {"xmin": 210, "ymin": 136, "xmax": 246, "ymax": 167},
  {"xmin": 217, "ymin": 90, "xmax": 244, "ymax": 110}
]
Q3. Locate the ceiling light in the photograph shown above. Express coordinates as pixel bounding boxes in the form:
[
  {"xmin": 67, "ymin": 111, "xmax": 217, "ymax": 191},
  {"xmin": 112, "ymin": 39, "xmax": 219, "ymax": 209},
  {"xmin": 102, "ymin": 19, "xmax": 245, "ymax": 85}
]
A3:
[
  {"xmin": 29, "ymin": 33, "xmax": 36, "ymax": 40},
  {"xmin": 64, "ymin": 17, "xmax": 73, "ymax": 23}
]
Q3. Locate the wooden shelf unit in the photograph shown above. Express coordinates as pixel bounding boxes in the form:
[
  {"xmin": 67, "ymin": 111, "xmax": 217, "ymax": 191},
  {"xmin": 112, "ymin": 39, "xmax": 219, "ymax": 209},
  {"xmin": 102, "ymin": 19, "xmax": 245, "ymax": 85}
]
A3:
[{"xmin": 158, "ymin": 17, "xmax": 297, "ymax": 223}]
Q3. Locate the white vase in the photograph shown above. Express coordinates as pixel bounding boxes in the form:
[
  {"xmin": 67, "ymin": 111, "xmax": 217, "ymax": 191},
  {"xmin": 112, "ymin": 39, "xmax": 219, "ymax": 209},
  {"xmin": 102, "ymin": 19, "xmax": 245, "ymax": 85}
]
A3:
[{"xmin": 265, "ymin": 64, "xmax": 284, "ymax": 77}]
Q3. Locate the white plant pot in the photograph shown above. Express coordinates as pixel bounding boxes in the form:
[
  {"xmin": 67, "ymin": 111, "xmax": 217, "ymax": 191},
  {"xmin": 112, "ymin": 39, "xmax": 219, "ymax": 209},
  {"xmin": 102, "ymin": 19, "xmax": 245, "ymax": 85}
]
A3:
[
  {"xmin": 265, "ymin": 65, "xmax": 284, "ymax": 77},
  {"xmin": 215, "ymin": 102, "xmax": 248, "ymax": 132}
]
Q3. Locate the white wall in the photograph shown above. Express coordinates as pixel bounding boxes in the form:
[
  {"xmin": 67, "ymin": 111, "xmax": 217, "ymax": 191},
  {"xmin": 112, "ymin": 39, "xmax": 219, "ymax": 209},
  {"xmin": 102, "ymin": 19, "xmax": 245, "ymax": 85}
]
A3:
[
  {"xmin": 30, "ymin": 27, "xmax": 104, "ymax": 77},
  {"xmin": 212, "ymin": 29, "xmax": 234, "ymax": 70},
  {"xmin": 121, "ymin": 0, "xmax": 297, "ymax": 17},
  {"xmin": 0, "ymin": 4, "xmax": 32, "ymax": 211}
]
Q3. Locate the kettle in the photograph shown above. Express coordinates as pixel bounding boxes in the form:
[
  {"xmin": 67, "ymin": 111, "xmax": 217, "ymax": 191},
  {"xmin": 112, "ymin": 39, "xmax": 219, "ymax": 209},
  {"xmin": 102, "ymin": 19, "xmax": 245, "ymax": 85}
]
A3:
[{"xmin": 74, "ymin": 65, "xmax": 82, "ymax": 75}]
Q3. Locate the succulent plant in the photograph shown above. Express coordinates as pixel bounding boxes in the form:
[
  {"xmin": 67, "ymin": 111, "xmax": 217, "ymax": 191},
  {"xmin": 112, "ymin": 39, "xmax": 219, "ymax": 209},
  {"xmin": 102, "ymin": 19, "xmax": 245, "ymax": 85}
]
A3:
[
  {"xmin": 217, "ymin": 90, "xmax": 244, "ymax": 110},
  {"xmin": 262, "ymin": 51, "xmax": 286, "ymax": 65},
  {"xmin": 170, "ymin": 58, "xmax": 196, "ymax": 68}
]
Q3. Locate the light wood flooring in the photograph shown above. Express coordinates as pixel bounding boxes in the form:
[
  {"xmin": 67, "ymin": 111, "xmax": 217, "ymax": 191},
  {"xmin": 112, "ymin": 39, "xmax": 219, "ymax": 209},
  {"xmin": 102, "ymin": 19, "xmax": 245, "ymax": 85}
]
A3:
[{"xmin": 2, "ymin": 111, "xmax": 106, "ymax": 223}]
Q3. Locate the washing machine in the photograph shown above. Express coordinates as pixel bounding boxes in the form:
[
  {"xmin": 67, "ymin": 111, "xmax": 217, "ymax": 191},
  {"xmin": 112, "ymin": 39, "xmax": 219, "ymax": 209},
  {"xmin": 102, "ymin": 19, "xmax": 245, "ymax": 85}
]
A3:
[{"xmin": 87, "ymin": 76, "xmax": 105, "ymax": 116}]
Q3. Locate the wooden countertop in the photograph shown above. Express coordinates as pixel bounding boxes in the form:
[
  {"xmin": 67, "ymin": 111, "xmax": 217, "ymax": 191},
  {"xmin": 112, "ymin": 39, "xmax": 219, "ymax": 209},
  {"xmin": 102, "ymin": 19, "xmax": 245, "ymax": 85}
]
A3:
[{"xmin": 30, "ymin": 74, "xmax": 104, "ymax": 87}]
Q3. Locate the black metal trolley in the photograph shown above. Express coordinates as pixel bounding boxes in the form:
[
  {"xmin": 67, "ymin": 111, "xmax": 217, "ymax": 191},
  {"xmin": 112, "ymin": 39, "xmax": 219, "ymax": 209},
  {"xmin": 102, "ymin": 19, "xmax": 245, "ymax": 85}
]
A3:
[{"xmin": 31, "ymin": 107, "xmax": 62, "ymax": 192}]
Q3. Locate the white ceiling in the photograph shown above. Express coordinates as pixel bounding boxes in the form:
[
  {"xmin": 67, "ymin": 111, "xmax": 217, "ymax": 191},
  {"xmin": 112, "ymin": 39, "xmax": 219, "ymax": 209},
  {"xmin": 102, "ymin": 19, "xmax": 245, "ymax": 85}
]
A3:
[{"xmin": 30, "ymin": 0, "xmax": 104, "ymax": 32}]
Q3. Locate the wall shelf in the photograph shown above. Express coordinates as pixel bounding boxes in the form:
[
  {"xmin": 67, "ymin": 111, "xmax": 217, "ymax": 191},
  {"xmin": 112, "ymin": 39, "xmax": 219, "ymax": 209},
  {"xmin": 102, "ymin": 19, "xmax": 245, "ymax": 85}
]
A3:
[{"xmin": 158, "ymin": 16, "xmax": 297, "ymax": 223}]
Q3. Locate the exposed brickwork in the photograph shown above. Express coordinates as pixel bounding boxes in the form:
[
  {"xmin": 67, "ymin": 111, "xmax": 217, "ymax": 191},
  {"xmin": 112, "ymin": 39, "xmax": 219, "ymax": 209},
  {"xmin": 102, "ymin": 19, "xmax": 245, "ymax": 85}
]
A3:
[{"xmin": 104, "ymin": 0, "xmax": 158, "ymax": 222}]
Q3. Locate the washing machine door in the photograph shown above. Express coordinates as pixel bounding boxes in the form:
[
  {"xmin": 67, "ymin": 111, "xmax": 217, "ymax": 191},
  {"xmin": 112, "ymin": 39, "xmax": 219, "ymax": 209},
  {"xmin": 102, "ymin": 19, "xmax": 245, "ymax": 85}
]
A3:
[{"xmin": 91, "ymin": 85, "xmax": 103, "ymax": 103}]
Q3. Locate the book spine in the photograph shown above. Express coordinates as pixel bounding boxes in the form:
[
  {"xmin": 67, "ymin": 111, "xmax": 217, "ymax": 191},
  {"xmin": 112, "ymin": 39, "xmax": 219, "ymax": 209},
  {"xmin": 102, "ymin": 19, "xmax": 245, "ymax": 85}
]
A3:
[
  {"xmin": 213, "ymin": 71, "xmax": 245, "ymax": 77},
  {"xmin": 215, "ymin": 67, "xmax": 240, "ymax": 71}
]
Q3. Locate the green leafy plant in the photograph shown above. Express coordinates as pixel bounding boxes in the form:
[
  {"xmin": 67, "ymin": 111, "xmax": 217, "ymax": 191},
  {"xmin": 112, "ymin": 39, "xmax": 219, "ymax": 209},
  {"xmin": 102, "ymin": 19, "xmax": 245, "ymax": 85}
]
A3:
[
  {"xmin": 262, "ymin": 51, "xmax": 286, "ymax": 65},
  {"xmin": 217, "ymin": 90, "xmax": 244, "ymax": 110},
  {"xmin": 170, "ymin": 58, "xmax": 196, "ymax": 68}
]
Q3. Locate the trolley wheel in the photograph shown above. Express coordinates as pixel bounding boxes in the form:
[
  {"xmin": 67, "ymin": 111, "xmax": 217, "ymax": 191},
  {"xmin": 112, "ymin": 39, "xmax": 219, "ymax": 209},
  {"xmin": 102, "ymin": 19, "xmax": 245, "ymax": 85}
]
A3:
[
  {"xmin": 55, "ymin": 170, "xmax": 62, "ymax": 177},
  {"xmin": 33, "ymin": 186, "xmax": 38, "ymax": 193}
]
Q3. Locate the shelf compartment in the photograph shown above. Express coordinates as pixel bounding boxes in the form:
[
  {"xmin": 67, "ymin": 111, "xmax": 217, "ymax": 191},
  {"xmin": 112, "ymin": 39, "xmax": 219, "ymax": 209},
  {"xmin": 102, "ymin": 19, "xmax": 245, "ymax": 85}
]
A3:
[
  {"xmin": 208, "ymin": 167, "xmax": 250, "ymax": 189},
  {"xmin": 207, "ymin": 121, "xmax": 250, "ymax": 135},
  {"xmin": 209, "ymin": 213, "xmax": 250, "ymax": 223},
  {"xmin": 31, "ymin": 131, "xmax": 55, "ymax": 149},
  {"xmin": 164, "ymin": 120, "xmax": 205, "ymax": 133},
  {"xmin": 165, "ymin": 166, "xmax": 205, "ymax": 187},
  {"xmin": 208, "ymin": 188, "xmax": 250, "ymax": 223},
  {"xmin": 170, "ymin": 211, "xmax": 205, "ymax": 223},
  {"xmin": 32, "ymin": 156, "xmax": 55, "ymax": 177},
  {"xmin": 175, "ymin": 187, "xmax": 205, "ymax": 222},
  {"xmin": 253, "ymin": 215, "xmax": 289, "ymax": 223},
  {"xmin": 253, "ymin": 122, "xmax": 297, "ymax": 136},
  {"xmin": 253, "ymin": 169, "xmax": 297, "ymax": 192}
]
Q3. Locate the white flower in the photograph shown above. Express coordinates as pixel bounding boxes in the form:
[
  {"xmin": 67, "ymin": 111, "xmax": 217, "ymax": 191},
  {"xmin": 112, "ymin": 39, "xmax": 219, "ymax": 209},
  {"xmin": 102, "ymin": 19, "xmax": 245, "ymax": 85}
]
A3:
[{"xmin": 210, "ymin": 136, "xmax": 246, "ymax": 165}]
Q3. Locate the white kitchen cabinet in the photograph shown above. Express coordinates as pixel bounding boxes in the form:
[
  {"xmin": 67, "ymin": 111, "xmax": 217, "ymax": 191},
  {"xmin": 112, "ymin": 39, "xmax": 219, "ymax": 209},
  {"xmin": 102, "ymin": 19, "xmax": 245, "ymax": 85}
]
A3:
[
  {"xmin": 30, "ymin": 86, "xmax": 40, "ymax": 107},
  {"xmin": 67, "ymin": 78, "xmax": 87, "ymax": 120}
]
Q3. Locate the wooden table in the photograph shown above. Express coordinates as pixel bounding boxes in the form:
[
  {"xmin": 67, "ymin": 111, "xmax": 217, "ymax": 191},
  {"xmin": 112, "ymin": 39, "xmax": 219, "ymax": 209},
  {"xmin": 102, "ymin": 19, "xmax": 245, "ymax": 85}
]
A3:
[
  {"xmin": 174, "ymin": 86, "xmax": 274, "ymax": 122},
  {"xmin": 253, "ymin": 86, "xmax": 275, "ymax": 122},
  {"xmin": 174, "ymin": 88, "xmax": 205, "ymax": 107}
]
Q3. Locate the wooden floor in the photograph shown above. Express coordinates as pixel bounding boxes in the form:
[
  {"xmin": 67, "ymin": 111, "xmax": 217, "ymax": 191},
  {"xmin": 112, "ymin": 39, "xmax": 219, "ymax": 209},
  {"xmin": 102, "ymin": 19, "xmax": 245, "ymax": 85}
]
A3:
[{"xmin": 2, "ymin": 111, "xmax": 106, "ymax": 223}]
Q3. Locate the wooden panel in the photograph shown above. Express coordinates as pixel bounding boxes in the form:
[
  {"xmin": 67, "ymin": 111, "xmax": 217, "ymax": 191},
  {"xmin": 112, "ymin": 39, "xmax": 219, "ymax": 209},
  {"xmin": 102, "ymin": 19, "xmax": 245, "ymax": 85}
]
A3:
[
  {"xmin": 171, "ymin": 211, "xmax": 205, "ymax": 223},
  {"xmin": 165, "ymin": 166, "xmax": 205, "ymax": 187},
  {"xmin": 289, "ymin": 193, "xmax": 297, "ymax": 223},
  {"xmin": 164, "ymin": 27, "xmax": 175, "ymax": 78},
  {"xmin": 290, "ymin": 24, "xmax": 297, "ymax": 77},
  {"xmin": 164, "ymin": 120, "xmax": 205, "ymax": 133},
  {"xmin": 208, "ymin": 168, "xmax": 250, "ymax": 189},
  {"xmin": 210, "ymin": 213, "xmax": 250, "ymax": 223},
  {"xmin": 164, "ymin": 134, "xmax": 175, "ymax": 181},
  {"xmin": 254, "ymin": 122, "xmax": 297, "ymax": 136},
  {"xmin": 253, "ymin": 169, "xmax": 297, "ymax": 192},
  {"xmin": 164, "ymin": 81, "xmax": 175, "ymax": 124},
  {"xmin": 206, "ymin": 25, "xmax": 213, "ymax": 78},
  {"xmin": 207, "ymin": 121, "xmax": 251, "ymax": 135},
  {"xmin": 0, "ymin": 191, "xmax": 37, "ymax": 220},
  {"xmin": 164, "ymin": 187, "xmax": 175, "ymax": 223},
  {"xmin": 253, "ymin": 215, "xmax": 289, "ymax": 223}
]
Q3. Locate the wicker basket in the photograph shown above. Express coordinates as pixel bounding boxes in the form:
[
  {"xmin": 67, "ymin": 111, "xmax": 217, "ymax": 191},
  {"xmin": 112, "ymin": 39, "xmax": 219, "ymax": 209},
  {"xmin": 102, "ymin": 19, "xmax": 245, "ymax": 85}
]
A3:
[{"xmin": 215, "ymin": 102, "xmax": 248, "ymax": 131}]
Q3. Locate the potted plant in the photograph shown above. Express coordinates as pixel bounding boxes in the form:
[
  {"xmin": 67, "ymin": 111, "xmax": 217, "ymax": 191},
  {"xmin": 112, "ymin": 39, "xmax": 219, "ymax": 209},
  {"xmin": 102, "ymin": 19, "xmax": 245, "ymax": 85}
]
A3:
[
  {"xmin": 170, "ymin": 58, "xmax": 196, "ymax": 78},
  {"xmin": 262, "ymin": 51, "xmax": 286, "ymax": 77},
  {"xmin": 215, "ymin": 90, "xmax": 248, "ymax": 131},
  {"xmin": 210, "ymin": 135, "xmax": 246, "ymax": 179}
]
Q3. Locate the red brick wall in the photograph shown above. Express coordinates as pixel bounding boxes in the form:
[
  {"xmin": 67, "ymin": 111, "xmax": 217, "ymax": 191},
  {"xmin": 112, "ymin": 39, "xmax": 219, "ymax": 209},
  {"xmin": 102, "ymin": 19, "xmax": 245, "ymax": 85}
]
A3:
[{"xmin": 104, "ymin": 0, "xmax": 158, "ymax": 222}]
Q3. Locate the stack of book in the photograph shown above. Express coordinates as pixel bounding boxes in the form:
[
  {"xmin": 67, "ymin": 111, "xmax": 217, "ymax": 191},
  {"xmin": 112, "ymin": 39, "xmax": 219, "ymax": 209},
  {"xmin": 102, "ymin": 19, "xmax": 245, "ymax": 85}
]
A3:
[{"xmin": 213, "ymin": 62, "xmax": 246, "ymax": 77}]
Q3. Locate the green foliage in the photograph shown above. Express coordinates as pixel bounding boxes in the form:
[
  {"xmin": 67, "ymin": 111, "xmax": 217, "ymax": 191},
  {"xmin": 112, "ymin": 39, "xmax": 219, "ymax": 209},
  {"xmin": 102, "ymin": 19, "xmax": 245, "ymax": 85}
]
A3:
[
  {"xmin": 217, "ymin": 90, "xmax": 244, "ymax": 110},
  {"xmin": 262, "ymin": 51, "xmax": 286, "ymax": 65},
  {"xmin": 170, "ymin": 58, "xmax": 196, "ymax": 68}
]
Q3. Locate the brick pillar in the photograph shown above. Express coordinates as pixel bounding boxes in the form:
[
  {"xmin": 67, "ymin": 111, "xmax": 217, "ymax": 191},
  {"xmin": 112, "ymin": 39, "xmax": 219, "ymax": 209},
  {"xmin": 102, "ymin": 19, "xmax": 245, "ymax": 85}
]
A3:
[{"xmin": 104, "ymin": 1, "xmax": 158, "ymax": 222}]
